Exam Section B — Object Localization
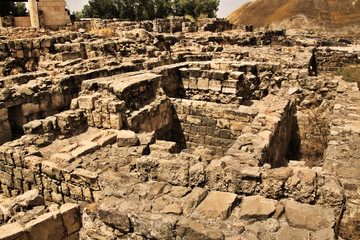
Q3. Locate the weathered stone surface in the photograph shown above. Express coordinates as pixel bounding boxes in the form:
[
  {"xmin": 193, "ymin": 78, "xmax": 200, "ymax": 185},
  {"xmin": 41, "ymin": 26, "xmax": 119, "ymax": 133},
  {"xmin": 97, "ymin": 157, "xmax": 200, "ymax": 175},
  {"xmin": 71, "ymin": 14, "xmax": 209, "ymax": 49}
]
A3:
[
  {"xmin": 176, "ymin": 218, "xmax": 224, "ymax": 240},
  {"xmin": 13, "ymin": 189, "xmax": 44, "ymax": 208},
  {"xmin": 98, "ymin": 197, "xmax": 135, "ymax": 233},
  {"xmin": 25, "ymin": 211, "xmax": 65, "ymax": 240},
  {"xmin": 60, "ymin": 203, "xmax": 81, "ymax": 235},
  {"xmin": 238, "ymin": 195, "xmax": 277, "ymax": 220},
  {"xmin": 195, "ymin": 191, "xmax": 237, "ymax": 220},
  {"xmin": 281, "ymin": 199, "xmax": 335, "ymax": 231},
  {"xmin": 0, "ymin": 222, "xmax": 28, "ymax": 240},
  {"xmin": 129, "ymin": 212, "xmax": 177, "ymax": 240},
  {"xmin": 277, "ymin": 226, "xmax": 311, "ymax": 240},
  {"xmin": 117, "ymin": 130, "xmax": 139, "ymax": 147}
]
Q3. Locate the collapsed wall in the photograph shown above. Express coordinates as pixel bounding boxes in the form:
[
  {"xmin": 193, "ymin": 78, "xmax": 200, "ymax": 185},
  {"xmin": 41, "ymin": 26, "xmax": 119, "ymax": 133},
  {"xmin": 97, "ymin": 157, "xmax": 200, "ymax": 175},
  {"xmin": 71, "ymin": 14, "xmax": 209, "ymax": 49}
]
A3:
[{"xmin": 0, "ymin": 23, "xmax": 359, "ymax": 240}]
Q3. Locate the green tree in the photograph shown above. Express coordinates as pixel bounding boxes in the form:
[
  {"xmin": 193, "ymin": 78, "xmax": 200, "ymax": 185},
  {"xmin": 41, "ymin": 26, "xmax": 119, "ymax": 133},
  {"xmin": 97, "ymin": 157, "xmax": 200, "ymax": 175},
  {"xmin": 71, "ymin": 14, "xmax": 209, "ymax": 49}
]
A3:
[
  {"xmin": 0, "ymin": 2, "xmax": 28, "ymax": 17},
  {"xmin": 80, "ymin": 0, "xmax": 219, "ymax": 20}
]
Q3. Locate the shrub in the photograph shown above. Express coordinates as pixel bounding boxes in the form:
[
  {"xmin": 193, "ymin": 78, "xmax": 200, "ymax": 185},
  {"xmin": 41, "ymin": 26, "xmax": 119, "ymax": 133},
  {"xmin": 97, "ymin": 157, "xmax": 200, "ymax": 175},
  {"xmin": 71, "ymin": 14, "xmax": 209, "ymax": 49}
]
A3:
[{"xmin": 300, "ymin": 107, "xmax": 329, "ymax": 167}]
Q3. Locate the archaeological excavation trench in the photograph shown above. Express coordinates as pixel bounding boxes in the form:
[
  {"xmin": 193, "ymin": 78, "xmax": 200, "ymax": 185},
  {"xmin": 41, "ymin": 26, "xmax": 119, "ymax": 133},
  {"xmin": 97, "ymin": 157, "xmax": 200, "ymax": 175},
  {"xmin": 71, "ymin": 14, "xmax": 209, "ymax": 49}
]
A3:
[{"xmin": 0, "ymin": 19, "xmax": 359, "ymax": 240}]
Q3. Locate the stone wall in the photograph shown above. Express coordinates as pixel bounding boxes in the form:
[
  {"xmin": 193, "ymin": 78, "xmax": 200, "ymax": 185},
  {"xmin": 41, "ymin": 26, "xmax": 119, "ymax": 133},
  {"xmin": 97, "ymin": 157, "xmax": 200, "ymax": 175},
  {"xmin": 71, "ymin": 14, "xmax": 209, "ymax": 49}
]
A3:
[
  {"xmin": 0, "ymin": 190, "xmax": 81, "ymax": 240},
  {"xmin": 323, "ymin": 79, "xmax": 360, "ymax": 238},
  {"xmin": 178, "ymin": 61, "xmax": 283, "ymax": 103},
  {"xmin": 14, "ymin": 16, "xmax": 31, "ymax": 28},
  {"xmin": 172, "ymin": 99, "xmax": 255, "ymax": 156},
  {"xmin": 38, "ymin": 0, "xmax": 71, "ymax": 30},
  {"xmin": 0, "ymin": 108, "xmax": 12, "ymax": 145},
  {"xmin": 317, "ymin": 47, "xmax": 360, "ymax": 71}
]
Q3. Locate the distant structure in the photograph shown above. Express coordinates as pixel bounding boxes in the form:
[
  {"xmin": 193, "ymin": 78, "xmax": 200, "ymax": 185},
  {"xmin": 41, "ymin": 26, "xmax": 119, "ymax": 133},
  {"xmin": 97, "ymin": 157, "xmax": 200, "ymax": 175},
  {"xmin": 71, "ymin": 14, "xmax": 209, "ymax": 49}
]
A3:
[{"xmin": 0, "ymin": 0, "xmax": 71, "ymax": 29}]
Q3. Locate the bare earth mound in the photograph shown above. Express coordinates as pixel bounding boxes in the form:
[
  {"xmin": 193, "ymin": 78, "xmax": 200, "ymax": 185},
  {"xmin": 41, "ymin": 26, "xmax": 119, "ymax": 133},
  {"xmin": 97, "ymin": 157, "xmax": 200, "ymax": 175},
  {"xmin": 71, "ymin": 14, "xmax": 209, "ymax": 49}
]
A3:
[{"xmin": 227, "ymin": 0, "xmax": 360, "ymax": 30}]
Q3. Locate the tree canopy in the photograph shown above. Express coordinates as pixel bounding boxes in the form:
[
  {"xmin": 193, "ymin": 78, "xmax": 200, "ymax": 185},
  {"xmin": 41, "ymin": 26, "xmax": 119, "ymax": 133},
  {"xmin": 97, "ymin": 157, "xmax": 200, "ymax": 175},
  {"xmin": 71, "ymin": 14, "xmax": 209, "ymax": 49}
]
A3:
[
  {"xmin": 0, "ymin": 2, "xmax": 28, "ymax": 17},
  {"xmin": 79, "ymin": 0, "xmax": 220, "ymax": 20}
]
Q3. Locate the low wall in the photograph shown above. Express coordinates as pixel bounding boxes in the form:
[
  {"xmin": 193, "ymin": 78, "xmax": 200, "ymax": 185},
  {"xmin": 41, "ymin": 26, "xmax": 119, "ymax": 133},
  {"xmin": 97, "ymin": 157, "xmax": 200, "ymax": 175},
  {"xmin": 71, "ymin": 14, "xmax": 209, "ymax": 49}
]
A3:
[
  {"xmin": 172, "ymin": 99, "xmax": 255, "ymax": 156},
  {"xmin": 14, "ymin": 16, "xmax": 31, "ymax": 28},
  {"xmin": 178, "ymin": 61, "xmax": 282, "ymax": 103},
  {"xmin": 0, "ymin": 189, "xmax": 81, "ymax": 240}
]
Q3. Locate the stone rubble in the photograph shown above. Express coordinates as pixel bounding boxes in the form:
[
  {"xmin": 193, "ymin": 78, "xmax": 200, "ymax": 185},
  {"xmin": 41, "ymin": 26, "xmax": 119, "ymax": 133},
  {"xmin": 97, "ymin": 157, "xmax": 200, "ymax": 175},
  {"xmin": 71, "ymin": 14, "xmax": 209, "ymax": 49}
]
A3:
[{"xmin": 0, "ymin": 18, "xmax": 359, "ymax": 240}]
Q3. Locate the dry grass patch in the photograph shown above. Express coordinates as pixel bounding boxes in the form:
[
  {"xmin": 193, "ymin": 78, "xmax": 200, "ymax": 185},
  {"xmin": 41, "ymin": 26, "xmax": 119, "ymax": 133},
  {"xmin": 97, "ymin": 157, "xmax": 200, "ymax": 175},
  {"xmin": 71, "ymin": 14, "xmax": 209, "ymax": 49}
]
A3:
[{"xmin": 300, "ymin": 107, "xmax": 329, "ymax": 167}]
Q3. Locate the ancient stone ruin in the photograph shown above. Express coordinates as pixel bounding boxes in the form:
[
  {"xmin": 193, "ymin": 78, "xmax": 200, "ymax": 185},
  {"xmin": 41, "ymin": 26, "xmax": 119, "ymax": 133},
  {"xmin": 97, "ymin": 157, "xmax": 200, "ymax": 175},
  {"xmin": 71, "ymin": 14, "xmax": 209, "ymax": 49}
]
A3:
[{"xmin": 0, "ymin": 17, "xmax": 359, "ymax": 240}]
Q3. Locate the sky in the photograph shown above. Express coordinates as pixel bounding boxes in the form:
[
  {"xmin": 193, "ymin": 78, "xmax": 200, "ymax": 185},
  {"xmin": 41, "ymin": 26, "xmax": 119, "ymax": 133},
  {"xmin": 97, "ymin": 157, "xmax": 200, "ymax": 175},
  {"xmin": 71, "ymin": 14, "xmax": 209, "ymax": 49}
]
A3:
[{"xmin": 64, "ymin": 0, "xmax": 252, "ymax": 18}]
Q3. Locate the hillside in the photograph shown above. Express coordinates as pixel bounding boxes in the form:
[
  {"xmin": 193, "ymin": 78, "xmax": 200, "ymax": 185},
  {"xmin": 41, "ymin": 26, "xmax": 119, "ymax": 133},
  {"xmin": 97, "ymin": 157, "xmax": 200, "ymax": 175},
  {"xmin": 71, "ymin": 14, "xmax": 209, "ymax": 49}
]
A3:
[{"xmin": 227, "ymin": 0, "xmax": 360, "ymax": 29}]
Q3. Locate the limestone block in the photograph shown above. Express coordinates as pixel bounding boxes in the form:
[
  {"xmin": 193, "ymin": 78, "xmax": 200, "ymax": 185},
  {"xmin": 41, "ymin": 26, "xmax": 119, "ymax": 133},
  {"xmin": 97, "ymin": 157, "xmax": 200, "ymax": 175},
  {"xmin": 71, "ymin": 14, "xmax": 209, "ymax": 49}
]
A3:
[
  {"xmin": 277, "ymin": 226, "xmax": 311, "ymax": 240},
  {"xmin": 222, "ymin": 87, "xmax": 237, "ymax": 94},
  {"xmin": 285, "ymin": 167, "xmax": 317, "ymax": 203},
  {"xmin": 209, "ymin": 79, "xmax": 222, "ymax": 91},
  {"xmin": 161, "ymin": 202, "xmax": 183, "ymax": 215},
  {"xmin": 313, "ymin": 228, "xmax": 335, "ymax": 240},
  {"xmin": 157, "ymin": 159, "xmax": 189, "ymax": 186},
  {"xmin": 60, "ymin": 203, "xmax": 81, "ymax": 235},
  {"xmin": 21, "ymin": 169, "xmax": 35, "ymax": 184},
  {"xmin": 108, "ymin": 101, "xmax": 125, "ymax": 113},
  {"xmin": 0, "ymin": 108, "xmax": 8, "ymax": 122},
  {"xmin": 197, "ymin": 77, "xmax": 209, "ymax": 90},
  {"xmin": 188, "ymin": 68, "xmax": 202, "ymax": 77},
  {"xmin": 149, "ymin": 140, "xmax": 177, "ymax": 153},
  {"xmin": 101, "ymin": 112, "xmax": 111, "ymax": 129},
  {"xmin": 51, "ymin": 192, "xmax": 63, "ymax": 204},
  {"xmin": 109, "ymin": 113, "xmax": 123, "ymax": 130},
  {"xmin": 71, "ymin": 141, "xmax": 100, "ymax": 158},
  {"xmin": 50, "ymin": 153, "xmax": 74, "ymax": 164},
  {"xmin": 98, "ymin": 197, "xmax": 134, "ymax": 232},
  {"xmin": 96, "ymin": 131, "xmax": 118, "ymax": 147},
  {"xmin": 261, "ymin": 167, "xmax": 293, "ymax": 198},
  {"xmin": 41, "ymin": 161, "xmax": 64, "ymax": 180},
  {"xmin": 25, "ymin": 211, "xmax": 65, "ymax": 240},
  {"xmin": 14, "ymin": 189, "xmax": 44, "ymax": 208},
  {"xmin": 189, "ymin": 162, "xmax": 206, "ymax": 187},
  {"xmin": 117, "ymin": 130, "xmax": 139, "ymax": 147},
  {"xmin": 23, "ymin": 120, "xmax": 43, "ymax": 135},
  {"xmin": 189, "ymin": 77, "xmax": 197, "ymax": 89},
  {"xmin": 21, "ymin": 103, "xmax": 40, "ymax": 117},
  {"xmin": 281, "ymin": 199, "xmax": 335, "ymax": 231},
  {"xmin": 23, "ymin": 156, "xmax": 42, "ymax": 173},
  {"xmin": 238, "ymin": 195, "xmax": 277, "ymax": 220},
  {"xmin": 32, "ymin": 48, "xmax": 41, "ymax": 57},
  {"xmin": 181, "ymin": 78, "xmax": 189, "ymax": 89},
  {"xmin": 92, "ymin": 111, "xmax": 102, "ymax": 128},
  {"xmin": 71, "ymin": 169, "xmax": 98, "ymax": 189},
  {"xmin": 195, "ymin": 191, "xmax": 237, "ymax": 220},
  {"xmin": 0, "ymin": 222, "xmax": 28, "ymax": 240},
  {"xmin": 68, "ymin": 184, "xmax": 83, "ymax": 200},
  {"xmin": 77, "ymin": 95, "xmax": 99, "ymax": 110},
  {"xmin": 229, "ymin": 71, "xmax": 244, "ymax": 80},
  {"xmin": 129, "ymin": 212, "xmax": 177, "ymax": 240},
  {"xmin": 212, "ymin": 70, "xmax": 228, "ymax": 80},
  {"xmin": 181, "ymin": 187, "xmax": 207, "ymax": 214},
  {"xmin": 41, "ymin": 37, "xmax": 53, "ymax": 48},
  {"xmin": 179, "ymin": 68, "xmax": 189, "ymax": 78},
  {"xmin": 0, "ymin": 171, "xmax": 14, "ymax": 188},
  {"xmin": 176, "ymin": 218, "xmax": 225, "ymax": 240}
]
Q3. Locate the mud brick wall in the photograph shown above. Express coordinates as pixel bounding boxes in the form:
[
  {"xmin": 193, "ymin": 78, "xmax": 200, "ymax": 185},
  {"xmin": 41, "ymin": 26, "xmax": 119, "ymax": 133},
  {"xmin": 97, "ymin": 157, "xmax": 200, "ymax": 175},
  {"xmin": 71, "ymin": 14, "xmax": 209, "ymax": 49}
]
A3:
[{"xmin": 172, "ymin": 99, "xmax": 255, "ymax": 156}]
